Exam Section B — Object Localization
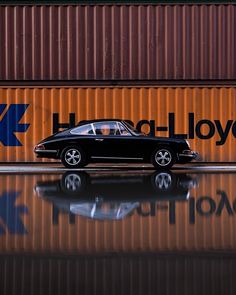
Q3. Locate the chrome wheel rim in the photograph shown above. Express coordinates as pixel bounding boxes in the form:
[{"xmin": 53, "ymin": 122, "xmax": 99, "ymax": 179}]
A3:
[
  {"xmin": 155, "ymin": 172, "xmax": 172, "ymax": 190},
  {"xmin": 64, "ymin": 173, "xmax": 82, "ymax": 191},
  {"xmin": 65, "ymin": 149, "xmax": 81, "ymax": 166},
  {"xmin": 155, "ymin": 149, "xmax": 172, "ymax": 166}
]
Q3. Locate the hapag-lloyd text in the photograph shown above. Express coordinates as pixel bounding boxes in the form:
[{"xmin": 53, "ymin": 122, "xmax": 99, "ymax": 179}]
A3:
[{"xmin": 53, "ymin": 112, "xmax": 236, "ymax": 146}]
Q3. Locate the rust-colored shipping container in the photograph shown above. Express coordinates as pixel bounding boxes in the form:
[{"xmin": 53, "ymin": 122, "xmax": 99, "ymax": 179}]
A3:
[
  {"xmin": 1, "ymin": 254, "xmax": 235, "ymax": 295},
  {"xmin": 0, "ymin": 86, "xmax": 236, "ymax": 162},
  {"xmin": 0, "ymin": 4, "xmax": 235, "ymax": 81},
  {"xmin": 0, "ymin": 172, "xmax": 236, "ymax": 253}
]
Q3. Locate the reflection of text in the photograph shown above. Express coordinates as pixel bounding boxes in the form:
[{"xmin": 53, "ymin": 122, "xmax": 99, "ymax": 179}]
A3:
[
  {"xmin": 137, "ymin": 190, "xmax": 235, "ymax": 224},
  {"xmin": 52, "ymin": 190, "xmax": 236, "ymax": 225},
  {"xmin": 0, "ymin": 191, "xmax": 28, "ymax": 234}
]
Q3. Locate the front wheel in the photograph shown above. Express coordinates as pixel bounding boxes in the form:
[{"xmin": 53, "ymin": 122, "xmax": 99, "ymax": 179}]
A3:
[
  {"xmin": 151, "ymin": 147, "xmax": 176, "ymax": 169},
  {"xmin": 61, "ymin": 146, "xmax": 87, "ymax": 168},
  {"xmin": 151, "ymin": 171, "xmax": 176, "ymax": 192}
]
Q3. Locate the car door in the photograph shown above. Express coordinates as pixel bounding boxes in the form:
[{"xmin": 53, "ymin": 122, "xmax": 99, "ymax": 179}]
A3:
[
  {"xmin": 113, "ymin": 122, "xmax": 155, "ymax": 160},
  {"xmin": 91, "ymin": 121, "xmax": 147, "ymax": 160},
  {"xmin": 112, "ymin": 135, "xmax": 148, "ymax": 159},
  {"xmin": 90, "ymin": 121, "xmax": 122, "ymax": 158}
]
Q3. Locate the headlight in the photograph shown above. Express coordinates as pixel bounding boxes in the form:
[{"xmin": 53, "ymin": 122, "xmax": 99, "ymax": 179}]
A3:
[{"xmin": 185, "ymin": 140, "xmax": 190, "ymax": 148}]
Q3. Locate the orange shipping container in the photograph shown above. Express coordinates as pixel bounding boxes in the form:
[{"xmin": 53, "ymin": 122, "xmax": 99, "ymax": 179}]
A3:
[{"xmin": 0, "ymin": 86, "xmax": 236, "ymax": 162}]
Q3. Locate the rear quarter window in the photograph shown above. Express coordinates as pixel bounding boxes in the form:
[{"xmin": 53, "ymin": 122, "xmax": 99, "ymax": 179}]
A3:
[{"xmin": 70, "ymin": 124, "xmax": 94, "ymax": 135}]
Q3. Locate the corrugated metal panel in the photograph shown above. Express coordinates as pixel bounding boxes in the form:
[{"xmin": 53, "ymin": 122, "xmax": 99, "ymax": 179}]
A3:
[
  {"xmin": 0, "ymin": 172, "xmax": 236, "ymax": 253},
  {"xmin": 0, "ymin": 86, "xmax": 236, "ymax": 162},
  {"xmin": 0, "ymin": 4, "xmax": 235, "ymax": 80},
  {"xmin": 2, "ymin": 1, "xmax": 235, "ymax": 4},
  {"xmin": 1, "ymin": 254, "xmax": 236, "ymax": 295}
]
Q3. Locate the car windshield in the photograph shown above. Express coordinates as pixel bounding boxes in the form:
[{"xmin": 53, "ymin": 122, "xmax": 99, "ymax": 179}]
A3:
[{"xmin": 123, "ymin": 121, "xmax": 144, "ymax": 135}]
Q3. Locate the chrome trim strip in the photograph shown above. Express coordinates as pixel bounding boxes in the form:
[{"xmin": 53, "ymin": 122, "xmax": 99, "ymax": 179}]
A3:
[
  {"xmin": 91, "ymin": 156, "xmax": 143, "ymax": 160},
  {"xmin": 91, "ymin": 123, "xmax": 96, "ymax": 135},
  {"xmin": 35, "ymin": 149, "xmax": 58, "ymax": 153},
  {"xmin": 178, "ymin": 153, "xmax": 196, "ymax": 158}
]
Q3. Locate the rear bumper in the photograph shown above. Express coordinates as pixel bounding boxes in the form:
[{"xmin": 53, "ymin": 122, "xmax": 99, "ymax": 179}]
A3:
[{"xmin": 178, "ymin": 150, "xmax": 199, "ymax": 162}]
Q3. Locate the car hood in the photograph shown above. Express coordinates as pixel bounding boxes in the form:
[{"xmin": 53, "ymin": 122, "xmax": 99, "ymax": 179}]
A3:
[{"xmin": 146, "ymin": 135, "xmax": 187, "ymax": 144}]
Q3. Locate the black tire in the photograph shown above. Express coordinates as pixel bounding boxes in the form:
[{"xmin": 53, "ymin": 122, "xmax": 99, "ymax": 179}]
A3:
[
  {"xmin": 61, "ymin": 172, "xmax": 89, "ymax": 194},
  {"xmin": 151, "ymin": 170, "xmax": 176, "ymax": 192},
  {"xmin": 151, "ymin": 147, "xmax": 176, "ymax": 169},
  {"xmin": 61, "ymin": 146, "xmax": 87, "ymax": 168}
]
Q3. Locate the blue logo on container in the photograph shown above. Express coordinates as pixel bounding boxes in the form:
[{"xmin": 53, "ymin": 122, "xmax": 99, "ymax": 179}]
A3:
[
  {"xmin": 0, "ymin": 191, "xmax": 28, "ymax": 235},
  {"xmin": 0, "ymin": 104, "xmax": 30, "ymax": 146}
]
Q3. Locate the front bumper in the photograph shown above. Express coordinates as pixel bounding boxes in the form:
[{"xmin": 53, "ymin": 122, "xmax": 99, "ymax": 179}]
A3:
[{"xmin": 178, "ymin": 150, "xmax": 199, "ymax": 162}]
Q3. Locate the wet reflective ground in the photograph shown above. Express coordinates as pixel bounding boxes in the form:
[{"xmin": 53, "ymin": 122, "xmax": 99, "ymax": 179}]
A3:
[{"xmin": 1, "ymin": 170, "xmax": 236, "ymax": 294}]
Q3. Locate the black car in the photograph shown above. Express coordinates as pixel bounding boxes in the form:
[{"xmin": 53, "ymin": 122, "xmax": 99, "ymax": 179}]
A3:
[
  {"xmin": 34, "ymin": 119, "xmax": 198, "ymax": 169},
  {"xmin": 35, "ymin": 171, "xmax": 198, "ymax": 220}
]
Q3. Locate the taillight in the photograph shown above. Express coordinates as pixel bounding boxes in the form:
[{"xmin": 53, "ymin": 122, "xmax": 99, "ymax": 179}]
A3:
[{"xmin": 34, "ymin": 144, "xmax": 45, "ymax": 151}]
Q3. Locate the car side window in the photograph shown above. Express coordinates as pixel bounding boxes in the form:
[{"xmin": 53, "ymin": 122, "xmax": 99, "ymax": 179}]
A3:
[
  {"xmin": 118, "ymin": 123, "xmax": 131, "ymax": 136},
  {"xmin": 70, "ymin": 124, "xmax": 95, "ymax": 135},
  {"xmin": 93, "ymin": 122, "xmax": 120, "ymax": 136}
]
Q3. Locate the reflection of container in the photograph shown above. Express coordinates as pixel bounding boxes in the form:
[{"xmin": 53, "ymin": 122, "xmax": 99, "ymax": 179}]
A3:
[
  {"xmin": 0, "ymin": 173, "xmax": 236, "ymax": 254},
  {"xmin": 0, "ymin": 86, "xmax": 236, "ymax": 162},
  {"xmin": 0, "ymin": 4, "xmax": 235, "ymax": 81}
]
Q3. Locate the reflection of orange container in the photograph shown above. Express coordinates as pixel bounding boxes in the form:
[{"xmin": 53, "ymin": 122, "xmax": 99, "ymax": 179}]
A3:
[
  {"xmin": 0, "ymin": 87, "xmax": 236, "ymax": 162},
  {"xmin": 0, "ymin": 173, "xmax": 236, "ymax": 254}
]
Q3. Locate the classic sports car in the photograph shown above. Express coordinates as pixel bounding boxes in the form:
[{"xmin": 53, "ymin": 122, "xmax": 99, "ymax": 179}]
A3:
[{"xmin": 34, "ymin": 119, "xmax": 198, "ymax": 169}]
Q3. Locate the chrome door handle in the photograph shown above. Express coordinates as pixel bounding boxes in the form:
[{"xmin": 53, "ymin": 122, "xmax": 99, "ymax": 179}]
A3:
[{"xmin": 95, "ymin": 138, "xmax": 104, "ymax": 142}]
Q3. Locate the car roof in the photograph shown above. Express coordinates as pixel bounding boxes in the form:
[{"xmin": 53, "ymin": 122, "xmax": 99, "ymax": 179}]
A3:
[{"xmin": 77, "ymin": 119, "xmax": 124, "ymax": 125}]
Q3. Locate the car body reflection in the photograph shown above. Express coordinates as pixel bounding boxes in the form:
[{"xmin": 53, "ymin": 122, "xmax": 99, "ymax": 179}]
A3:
[{"xmin": 35, "ymin": 171, "xmax": 198, "ymax": 220}]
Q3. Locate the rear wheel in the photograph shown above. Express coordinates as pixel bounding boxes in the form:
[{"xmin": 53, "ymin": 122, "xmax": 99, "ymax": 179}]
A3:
[
  {"xmin": 61, "ymin": 172, "xmax": 89, "ymax": 194},
  {"xmin": 151, "ymin": 147, "xmax": 175, "ymax": 169},
  {"xmin": 61, "ymin": 146, "xmax": 87, "ymax": 168}
]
